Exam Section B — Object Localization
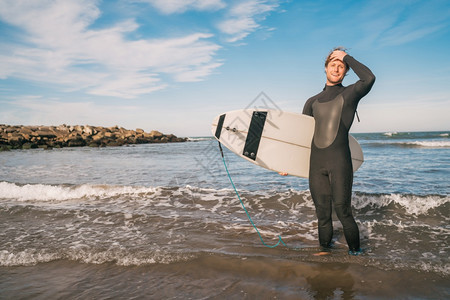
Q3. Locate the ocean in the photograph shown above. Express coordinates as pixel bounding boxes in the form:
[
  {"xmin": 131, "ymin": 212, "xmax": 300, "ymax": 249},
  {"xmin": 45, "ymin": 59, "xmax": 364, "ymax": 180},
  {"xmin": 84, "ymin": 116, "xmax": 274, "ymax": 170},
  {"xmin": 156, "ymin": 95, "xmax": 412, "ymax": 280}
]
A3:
[{"xmin": 0, "ymin": 131, "xmax": 449, "ymax": 299}]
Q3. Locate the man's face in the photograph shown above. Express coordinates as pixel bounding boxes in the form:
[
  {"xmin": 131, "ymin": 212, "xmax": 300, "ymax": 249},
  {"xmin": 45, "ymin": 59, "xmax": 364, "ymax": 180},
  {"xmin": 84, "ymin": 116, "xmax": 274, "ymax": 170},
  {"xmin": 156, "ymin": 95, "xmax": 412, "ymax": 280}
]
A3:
[{"xmin": 325, "ymin": 59, "xmax": 347, "ymax": 85}]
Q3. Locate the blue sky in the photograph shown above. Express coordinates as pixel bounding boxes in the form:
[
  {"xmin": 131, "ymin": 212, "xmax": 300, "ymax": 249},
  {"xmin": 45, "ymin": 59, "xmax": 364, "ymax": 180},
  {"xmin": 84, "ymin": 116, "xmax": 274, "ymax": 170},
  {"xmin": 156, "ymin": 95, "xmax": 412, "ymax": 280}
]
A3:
[{"xmin": 1, "ymin": 0, "xmax": 449, "ymax": 137}]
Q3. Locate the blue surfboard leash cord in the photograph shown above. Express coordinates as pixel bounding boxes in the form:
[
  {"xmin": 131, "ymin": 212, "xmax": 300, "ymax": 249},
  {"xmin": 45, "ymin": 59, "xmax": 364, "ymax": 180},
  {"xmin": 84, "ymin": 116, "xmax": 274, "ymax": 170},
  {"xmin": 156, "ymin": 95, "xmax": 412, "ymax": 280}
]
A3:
[{"xmin": 218, "ymin": 141, "xmax": 290, "ymax": 249}]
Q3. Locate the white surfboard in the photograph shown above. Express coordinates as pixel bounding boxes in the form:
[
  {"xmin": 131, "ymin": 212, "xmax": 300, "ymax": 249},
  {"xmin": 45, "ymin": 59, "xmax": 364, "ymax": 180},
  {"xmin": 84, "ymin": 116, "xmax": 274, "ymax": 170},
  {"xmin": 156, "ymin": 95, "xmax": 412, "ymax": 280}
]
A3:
[{"xmin": 211, "ymin": 109, "xmax": 364, "ymax": 178}]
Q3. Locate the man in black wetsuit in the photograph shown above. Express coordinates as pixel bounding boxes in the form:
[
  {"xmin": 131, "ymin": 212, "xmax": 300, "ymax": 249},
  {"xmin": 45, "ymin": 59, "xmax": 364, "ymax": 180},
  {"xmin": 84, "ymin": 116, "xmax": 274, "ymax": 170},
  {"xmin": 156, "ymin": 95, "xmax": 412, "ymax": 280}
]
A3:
[{"xmin": 302, "ymin": 47, "xmax": 375, "ymax": 256}]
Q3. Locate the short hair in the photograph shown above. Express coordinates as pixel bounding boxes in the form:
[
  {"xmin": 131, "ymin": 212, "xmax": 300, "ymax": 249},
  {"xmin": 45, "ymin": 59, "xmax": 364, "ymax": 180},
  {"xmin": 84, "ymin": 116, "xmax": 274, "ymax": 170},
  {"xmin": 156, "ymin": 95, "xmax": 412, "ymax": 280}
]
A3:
[{"xmin": 325, "ymin": 46, "xmax": 349, "ymax": 70}]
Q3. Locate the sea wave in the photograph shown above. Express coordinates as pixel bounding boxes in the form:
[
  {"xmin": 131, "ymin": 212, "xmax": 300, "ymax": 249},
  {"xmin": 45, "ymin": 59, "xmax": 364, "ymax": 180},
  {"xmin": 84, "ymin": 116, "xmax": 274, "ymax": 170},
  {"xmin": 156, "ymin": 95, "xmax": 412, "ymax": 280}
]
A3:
[
  {"xmin": 355, "ymin": 131, "xmax": 449, "ymax": 141},
  {"xmin": 0, "ymin": 248, "xmax": 196, "ymax": 267},
  {"xmin": 0, "ymin": 181, "xmax": 158, "ymax": 202},
  {"xmin": 365, "ymin": 140, "xmax": 450, "ymax": 148},
  {"xmin": 1, "ymin": 182, "xmax": 448, "ymax": 276},
  {"xmin": 187, "ymin": 137, "xmax": 214, "ymax": 142},
  {"xmin": 1, "ymin": 182, "xmax": 448, "ymax": 215},
  {"xmin": 382, "ymin": 131, "xmax": 449, "ymax": 139},
  {"xmin": 353, "ymin": 192, "xmax": 449, "ymax": 215},
  {"xmin": 383, "ymin": 131, "xmax": 398, "ymax": 137},
  {"xmin": 400, "ymin": 141, "xmax": 450, "ymax": 148}
]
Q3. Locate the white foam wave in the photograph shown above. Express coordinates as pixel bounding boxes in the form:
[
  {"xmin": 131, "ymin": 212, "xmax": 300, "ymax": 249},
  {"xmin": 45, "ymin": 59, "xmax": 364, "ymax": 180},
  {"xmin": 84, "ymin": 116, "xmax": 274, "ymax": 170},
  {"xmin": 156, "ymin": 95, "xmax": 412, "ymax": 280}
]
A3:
[
  {"xmin": 1, "ymin": 181, "xmax": 447, "ymax": 217},
  {"xmin": 413, "ymin": 260, "xmax": 450, "ymax": 276},
  {"xmin": 0, "ymin": 249, "xmax": 59, "ymax": 266},
  {"xmin": 403, "ymin": 140, "xmax": 450, "ymax": 148},
  {"xmin": 0, "ymin": 248, "xmax": 196, "ymax": 267},
  {"xmin": 383, "ymin": 131, "xmax": 398, "ymax": 137},
  {"xmin": 0, "ymin": 182, "xmax": 157, "ymax": 202},
  {"xmin": 187, "ymin": 137, "xmax": 213, "ymax": 142},
  {"xmin": 354, "ymin": 193, "xmax": 449, "ymax": 215}
]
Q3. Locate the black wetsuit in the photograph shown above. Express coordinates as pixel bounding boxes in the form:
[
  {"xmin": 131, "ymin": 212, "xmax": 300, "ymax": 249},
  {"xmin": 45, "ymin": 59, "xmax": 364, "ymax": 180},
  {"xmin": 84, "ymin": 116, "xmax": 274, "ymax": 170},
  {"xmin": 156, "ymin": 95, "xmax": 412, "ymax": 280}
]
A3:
[{"xmin": 302, "ymin": 55, "xmax": 375, "ymax": 251}]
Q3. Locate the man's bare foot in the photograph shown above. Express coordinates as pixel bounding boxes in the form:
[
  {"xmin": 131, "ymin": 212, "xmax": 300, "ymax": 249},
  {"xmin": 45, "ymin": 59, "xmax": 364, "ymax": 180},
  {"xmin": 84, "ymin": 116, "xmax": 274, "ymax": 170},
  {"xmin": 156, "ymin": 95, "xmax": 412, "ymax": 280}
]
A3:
[{"xmin": 313, "ymin": 251, "xmax": 331, "ymax": 256}]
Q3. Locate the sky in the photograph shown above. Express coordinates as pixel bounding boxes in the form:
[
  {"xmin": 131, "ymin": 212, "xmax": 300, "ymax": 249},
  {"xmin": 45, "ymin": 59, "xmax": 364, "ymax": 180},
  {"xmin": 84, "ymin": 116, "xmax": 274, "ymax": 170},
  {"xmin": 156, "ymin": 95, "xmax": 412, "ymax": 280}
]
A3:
[{"xmin": 0, "ymin": 0, "xmax": 449, "ymax": 137}]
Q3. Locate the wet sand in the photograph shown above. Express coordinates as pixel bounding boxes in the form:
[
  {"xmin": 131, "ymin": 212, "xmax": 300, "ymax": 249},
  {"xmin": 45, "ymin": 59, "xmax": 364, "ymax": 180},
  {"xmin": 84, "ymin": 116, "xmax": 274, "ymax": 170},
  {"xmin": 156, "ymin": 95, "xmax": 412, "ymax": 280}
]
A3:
[{"xmin": 1, "ymin": 253, "xmax": 448, "ymax": 299}]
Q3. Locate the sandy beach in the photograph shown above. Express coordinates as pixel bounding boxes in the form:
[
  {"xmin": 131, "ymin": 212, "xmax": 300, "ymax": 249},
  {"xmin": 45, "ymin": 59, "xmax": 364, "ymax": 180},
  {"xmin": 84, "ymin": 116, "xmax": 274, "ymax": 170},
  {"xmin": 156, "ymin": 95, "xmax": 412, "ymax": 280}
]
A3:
[{"xmin": 1, "ymin": 253, "xmax": 448, "ymax": 299}]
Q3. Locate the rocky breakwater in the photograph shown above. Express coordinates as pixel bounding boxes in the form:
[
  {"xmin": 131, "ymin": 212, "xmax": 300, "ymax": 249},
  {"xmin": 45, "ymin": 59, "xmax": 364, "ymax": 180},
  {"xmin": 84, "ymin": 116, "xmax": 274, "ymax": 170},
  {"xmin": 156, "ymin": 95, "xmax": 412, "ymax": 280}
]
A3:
[{"xmin": 0, "ymin": 124, "xmax": 187, "ymax": 150}]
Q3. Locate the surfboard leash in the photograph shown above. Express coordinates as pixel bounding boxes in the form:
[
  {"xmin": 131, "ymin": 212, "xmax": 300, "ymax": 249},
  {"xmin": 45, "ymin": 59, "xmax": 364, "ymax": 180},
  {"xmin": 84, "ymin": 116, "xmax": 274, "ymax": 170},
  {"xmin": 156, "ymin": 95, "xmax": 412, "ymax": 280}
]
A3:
[{"xmin": 218, "ymin": 141, "xmax": 289, "ymax": 249}]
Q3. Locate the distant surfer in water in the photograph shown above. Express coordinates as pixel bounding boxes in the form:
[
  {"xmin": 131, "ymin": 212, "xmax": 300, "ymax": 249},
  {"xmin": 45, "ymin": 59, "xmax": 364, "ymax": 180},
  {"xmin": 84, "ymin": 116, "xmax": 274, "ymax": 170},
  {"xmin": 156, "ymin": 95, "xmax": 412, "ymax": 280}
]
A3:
[{"xmin": 302, "ymin": 47, "xmax": 375, "ymax": 256}]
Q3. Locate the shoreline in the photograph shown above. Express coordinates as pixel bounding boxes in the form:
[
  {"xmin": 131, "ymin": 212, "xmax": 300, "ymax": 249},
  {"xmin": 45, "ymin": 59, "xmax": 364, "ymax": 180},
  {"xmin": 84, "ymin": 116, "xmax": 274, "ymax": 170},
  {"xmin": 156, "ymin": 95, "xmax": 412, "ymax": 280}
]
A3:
[
  {"xmin": 0, "ymin": 124, "xmax": 187, "ymax": 151},
  {"xmin": 1, "ymin": 254, "xmax": 448, "ymax": 299}
]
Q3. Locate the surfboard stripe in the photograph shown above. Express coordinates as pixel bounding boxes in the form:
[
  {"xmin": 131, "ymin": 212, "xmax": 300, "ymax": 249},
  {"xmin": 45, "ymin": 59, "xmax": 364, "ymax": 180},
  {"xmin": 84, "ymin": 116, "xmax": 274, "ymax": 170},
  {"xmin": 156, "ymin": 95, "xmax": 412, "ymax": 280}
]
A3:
[
  {"xmin": 243, "ymin": 111, "xmax": 267, "ymax": 160},
  {"xmin": 215, "ymin": 114, "xmax": 226, "ymax": 139}
]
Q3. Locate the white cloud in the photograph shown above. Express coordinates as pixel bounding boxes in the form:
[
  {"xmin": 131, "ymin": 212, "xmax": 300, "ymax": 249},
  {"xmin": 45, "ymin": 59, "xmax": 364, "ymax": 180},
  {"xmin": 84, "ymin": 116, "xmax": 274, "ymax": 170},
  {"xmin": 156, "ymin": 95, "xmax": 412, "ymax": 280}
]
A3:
[
  {"xmin": 380, "ymin": 23, "xmax": 445, "ymax": 47},
  {"xmin": 88, "ymin": 73, "xmax": 167, "ymax": 99},
  {"xmin": 0, "ymin": 0, "xmax": 281, "ymax": 99},
  {"xmin": 356, "ymin": 1, "xmax": 450, "ymax": 48},
  {"xmin": 0, "ymin": 0, "xmax": 222, "ymax": 98},
  {"xmin": 217, "ymin": 0, "xmax": 279, "ymax": 42},
  {"xmin": 142, "ymin": 0, "xmax": 280, "ymax": 43},
  {"xmin": 141, "ymin": 0, "xmax": 226, "ymax": 14},
  {"xmin": 1, "ymin": 96, "xmax": 141, "ymax": 128}
]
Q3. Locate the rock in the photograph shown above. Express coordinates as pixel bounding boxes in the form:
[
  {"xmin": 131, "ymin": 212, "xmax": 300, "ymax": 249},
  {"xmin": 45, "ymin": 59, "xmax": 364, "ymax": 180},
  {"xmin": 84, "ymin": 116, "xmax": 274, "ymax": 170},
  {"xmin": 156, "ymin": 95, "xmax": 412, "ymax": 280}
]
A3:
[
  {"xmin": 57, "ymin": 124, "xmax": 69, "ymax": 131},
  {"xmin": 5, "ymin": 127, "xmax": 18, "ymax": 134},
  {"xmin": 150, "ymin": 130, "xmax": 163, "ymax": 137},
  {"xmin": 83, "ymin": 126, "xmax": 94, "ymax": 136},
  {"xmin": 8, "ymin": 133, "xmax": 24, "ymax": 148},
  {"xmin": 68, "ymin": 138, "xmax": 86, "ymax": 147},
  {"xmin": 105, "ymin": 139, "xmax": 125, "ymax": 147},
  {"xmin": 20, "ymin": 127, "xmax": 33, "ymax": 135},
  {"xmin": 74, "ymin": 125, "xmax": 83, "ymax": 133},
  {"xmin": 0, "ymin": 124, "xmax": 187, "ymax": 150},
  {"xmin": 92, "ymin": 132, "xmax": 104, "ymax": 141},
  {"xmin": 34, "ymin": 130, "xmax": 56, "ymax": 138},
  {"xmin": 0, "ymin": 135, "xmax": 8, "ymax": 144},
  {"xmin": 88, "ymin": 142, "xmax": 100, "ymax": 147},
  {"xmin": 22, "ymin": 143, "xmax": 38, "ymax": 149}
]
